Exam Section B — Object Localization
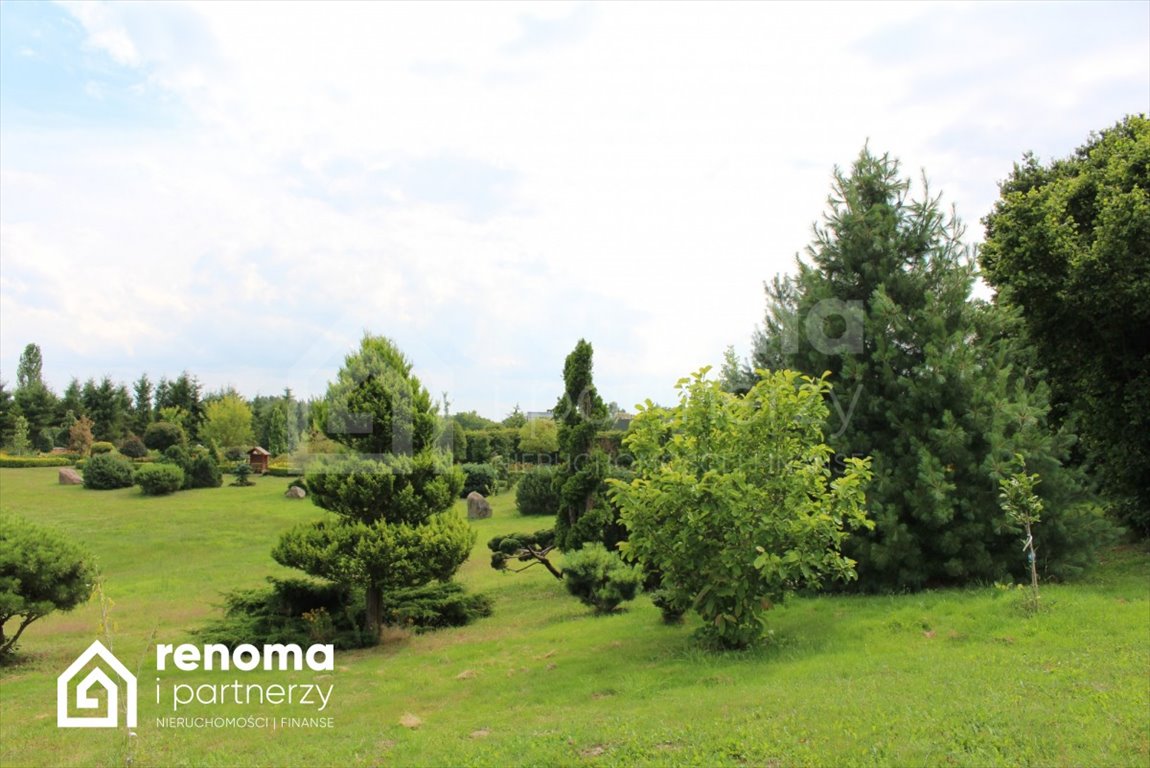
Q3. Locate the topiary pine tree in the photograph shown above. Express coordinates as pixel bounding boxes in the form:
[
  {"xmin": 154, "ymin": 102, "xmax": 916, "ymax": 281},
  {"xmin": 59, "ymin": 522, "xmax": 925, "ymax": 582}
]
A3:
[
  {"xmin": 552, "ymin": 339, "xmax": 624, "ymax": 551},
  {"xmin": 751, "ymin": 146, "xmax": 1113, "ymax": 590},
  {"xmin": 272, "ymin": 335, "xmax": 473, "ymax": 639}
]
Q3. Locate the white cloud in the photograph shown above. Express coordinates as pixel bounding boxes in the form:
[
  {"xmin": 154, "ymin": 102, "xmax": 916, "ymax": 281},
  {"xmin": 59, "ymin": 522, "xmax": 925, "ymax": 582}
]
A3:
[{"xmin": 1, "ymin": 0, "xmax": 1146, "ymax": 415}]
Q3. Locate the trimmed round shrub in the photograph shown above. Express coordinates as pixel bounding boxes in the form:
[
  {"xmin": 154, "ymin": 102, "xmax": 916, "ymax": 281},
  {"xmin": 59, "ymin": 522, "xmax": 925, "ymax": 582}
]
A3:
[
  {"xmin": 516, "ymin": 465, "xmax": 559, "ymax": 516},
  {"xmin": 144, "ymin": 421, "xmax": 186, "ymax": 451},
  {"xmin": 562, "ymin": 542, "xmax": 641, "ymax": 613},
  {"xmin": 82, "ymin": 454, "xmax": 135, "ymax": 490},
  {"xmin": 90, "ymin": 442, "xmax": 115, "ymax": 455},
  {"xmin": 136, "ymin": 463, "xmax": 185, "ymax": 496},
  {"xmin": 118, "ymin": 434, "xmax": 148, "ymax": 459},
  {"xmin": 461, "ymin": 463, "xmax": 498, "ymax": 498}
]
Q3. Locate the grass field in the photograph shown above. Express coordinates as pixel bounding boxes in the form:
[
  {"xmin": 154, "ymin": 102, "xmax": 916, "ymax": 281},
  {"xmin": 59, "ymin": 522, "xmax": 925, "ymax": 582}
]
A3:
[{"xmin": 1, "ymin": 467, "xmax": 1147, "ymax": 767}]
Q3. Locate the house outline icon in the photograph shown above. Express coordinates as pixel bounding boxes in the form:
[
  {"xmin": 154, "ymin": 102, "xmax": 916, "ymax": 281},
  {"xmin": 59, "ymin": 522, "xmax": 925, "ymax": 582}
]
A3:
[{"xmin": 57, "ymin": 640, "xmax": 137, "ymax": 728}]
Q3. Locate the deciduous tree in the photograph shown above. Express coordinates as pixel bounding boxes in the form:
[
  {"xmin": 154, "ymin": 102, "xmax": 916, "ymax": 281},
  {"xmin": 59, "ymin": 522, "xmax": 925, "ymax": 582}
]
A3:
[
  {"xmin": 202, "ymin": 392, "xmax": 255, "ymax": 449},
  {"xmin": 613, "ymin": 369, "xmax": 872, "ymax": 648},
  {"xmin": 980, "ymin": 115, "xmax": 1150, "ymax": 534}
]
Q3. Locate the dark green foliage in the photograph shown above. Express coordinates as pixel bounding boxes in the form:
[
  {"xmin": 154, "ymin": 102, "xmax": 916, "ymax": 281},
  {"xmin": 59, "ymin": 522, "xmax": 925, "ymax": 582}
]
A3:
[
  {"xmin": 118, "ymin": 433, "xmax": 148, "ymax": 459},
  {"xmin": 82, "ymin": 453, "xmax": 135, "ymax": 490},
  {"xmin": 752, "ymin": 146, "xmax": 1113, "ymax": 590},
  {"xmin": 561, "ymin": 542, "xmax": 641, "ymax": 613},
  {"xmin": 186, "ymin": 447, "xmax": 223, "ymax": 489},
  {"xmin": 487, "ymin": 529, "xmax": 556, "ymax": 571},
  {"xmin": 135, "ymin": 463, "xmax": 185, "ymax": 496},
  {"xmin": 553, "ymin": 340, "xmax": 617, "ymax": 551},
  {"xmin": 516, "ymin": 465, "xmax": 560, "ymax": 516},
  {"xmin": 144, "ymin": 421, "xmax": 186, "ymax": 451},
  {"xmin": 232, "ymin": 462, "xmax": 254, "ymax": 486},
  {"xmin": 460, "ymin": 463, "xmax": 498, "ymax": 497},
  {"xmin": 196, "ymin": 577, "xmax": 375, "ymax": 650},
  {"xmin": 981, "ymin": 115, "xmax": 1150, "ymax": 535},
  {"xmin": 274, "ymin": 334, "xmax": 475, "ymax": 637},
  {"xmin": 382, "ymin": 582, "xmax": 494, "ymax": 632},
  {"xmin": 13, "ymin": 382, "xmax": 58, "ymax": 453},
  {"xmin": 81, "ymin": 376, "xmax": 132, "ymax": 442},
  {"xmin": 161, "ymin": 444, "xmax": 222, "ymax": 490},
  {"xmin": 0, "ymin": 514, "xmax": 97, "ymax": 657},
  {"xmin": 463, "ymin": 431, "xmax": 492, "ymax": 463}
]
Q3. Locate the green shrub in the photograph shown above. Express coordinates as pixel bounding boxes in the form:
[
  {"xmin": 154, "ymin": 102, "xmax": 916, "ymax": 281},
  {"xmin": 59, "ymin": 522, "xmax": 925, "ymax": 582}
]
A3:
[
  {"xmin": 195, "ymin": 578, "xmax": 492, "ymax": 648},
  {"xmin": 196, "ymin": 578, "xmax": 374, "ymax": 650},
  {"xmin": 186, "ymin": 448, "xmax": 222, "ymax": 489},
  {"xmin": 562, "ymin": 542, "xmax": 641, "ymax": 613},
  {"xmin": 90, "ymin": 442, "xmax": 115, "ymax": 455},
  {"xmin": 223, "ymin": 445, "xmax": 246, "ymax": 461},
  {"xmin": 0, "ymin": 514, "xmax": 97, "ymax": 658},
  {"xmin": 135, "ymin": 463, "xmax": 185, "ymax": 496},
  {"xmin": 161, "ymin": 445, "xmax": 221, "ymax": 489},
  {"xmin": 382, "ymin": 582, "xmax": 494, "ymax": 632},
  {"xmin": 232, "ymin": 462, "xmax": 254, "ymax": 486},
  {"xmin": 487, "ymin": 529, "xmax": 556, "ymax": 571},
  {"xmin": 82, "ymin": 453, "xmax": 135, "ymax": 490},
  {"xmin": 144, "ymin": 421, "xmax": 185, "ymax": 451},
  {"xmin": 516, "ymin": 465, "xmax": 559, "ymax": 516},
  {"xmin": 118, "ymin": 434, "xmax": 148, "ymax": 459},
  {"xmin": 0, "ymin": 455, "xmax": 73, "ymax": 468},
  {"xmin": 461, "ymin": 463, "xmax": 498, "ymax": 497}
]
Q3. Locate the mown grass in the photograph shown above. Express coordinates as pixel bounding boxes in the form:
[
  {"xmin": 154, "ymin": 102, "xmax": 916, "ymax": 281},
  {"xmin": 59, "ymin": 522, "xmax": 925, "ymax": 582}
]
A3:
[{"xmin": 1, "ymin": 467, "xmax": 1147, "ymax": 767}]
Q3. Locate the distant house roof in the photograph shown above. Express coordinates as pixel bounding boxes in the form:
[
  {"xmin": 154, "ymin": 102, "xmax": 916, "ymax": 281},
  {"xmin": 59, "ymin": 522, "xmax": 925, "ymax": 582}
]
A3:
[
  {"xmin": 526, "ymin": 411, "xmax": 553, "ymax": 421},
  {"xmin": 248, "ymin": 446, "xmax": 270, "ymax": 456}
]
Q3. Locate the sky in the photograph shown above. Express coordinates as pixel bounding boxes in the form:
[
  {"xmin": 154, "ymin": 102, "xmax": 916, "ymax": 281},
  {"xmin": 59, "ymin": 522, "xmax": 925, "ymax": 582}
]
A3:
[{"xmin": 1, "ymin": 1, "xmax": 1147, "ymax": 419}]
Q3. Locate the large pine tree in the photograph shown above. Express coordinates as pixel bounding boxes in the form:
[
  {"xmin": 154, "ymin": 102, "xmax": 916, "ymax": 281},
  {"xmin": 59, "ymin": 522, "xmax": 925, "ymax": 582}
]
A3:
[{"xmin": 752, "ymin": 148, "xmax": 1111, "ymax": 589}]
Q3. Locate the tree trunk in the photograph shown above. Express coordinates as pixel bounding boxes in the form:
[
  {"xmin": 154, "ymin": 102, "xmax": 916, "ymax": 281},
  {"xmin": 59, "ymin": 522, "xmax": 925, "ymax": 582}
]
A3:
[{"xmin": 365, "ymin": 585, "xmax": 383, "ymax": 640}]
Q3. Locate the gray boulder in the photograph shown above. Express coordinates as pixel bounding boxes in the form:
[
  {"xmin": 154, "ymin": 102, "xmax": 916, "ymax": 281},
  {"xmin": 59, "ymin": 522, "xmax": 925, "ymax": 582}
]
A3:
[
  {"xmin": 59, "ymin": 467, "xmax": 83, "ymax": 485},
  {"xmin": 466, "ymin": 491, "xmax": 492, "ymax": 520},
  {"xmin": 285, "ymin": 486, "xmax": 307, "ymax": 499}
]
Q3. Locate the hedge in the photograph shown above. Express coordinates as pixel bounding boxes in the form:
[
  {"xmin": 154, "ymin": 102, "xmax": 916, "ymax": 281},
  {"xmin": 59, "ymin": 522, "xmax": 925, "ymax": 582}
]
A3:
[{"xmin": 0, "ymin": 455, "xmax": 74, "ymax": 468}]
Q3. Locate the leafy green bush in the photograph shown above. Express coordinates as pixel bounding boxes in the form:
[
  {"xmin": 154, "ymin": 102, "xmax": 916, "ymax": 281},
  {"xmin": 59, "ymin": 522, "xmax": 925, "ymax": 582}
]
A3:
[
  {"xmin": 118, "ymin": 434, "xmax": 148, "ymax": 459},
  {"xmin": 90, "ymin": 441, "xmax": 115, "ymax": 455},
  {"xmin": 0, "ymin": 455, "xmax": 73, "ymax": 468},
  {"xmin": 562, "ymin": 542, "xmax": 641, "ymax": 613},
  {"xmin": 461, "ymin": 463, "xmax": 498, "ymax": 497},
  {"xmin": 516, "ymin": 465, "xmax": 559, "ymax": 516},
  {"xmin": 135, "ymin": 463, "xmax": 185, "ymax": 496},
  {"xmin": 144, "ymin": 421, "xmax": 185, "ymax": 451},
  {"xmin": 82, "ymin": 453, "xmax": 135, "ymax": 490}
]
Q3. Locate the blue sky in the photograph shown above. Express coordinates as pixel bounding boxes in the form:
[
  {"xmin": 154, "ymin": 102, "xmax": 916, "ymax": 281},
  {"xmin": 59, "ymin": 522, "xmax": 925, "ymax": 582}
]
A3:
[{"xmin": 1, "ymin": 0, "xmax": 1147, "ymax": 418}]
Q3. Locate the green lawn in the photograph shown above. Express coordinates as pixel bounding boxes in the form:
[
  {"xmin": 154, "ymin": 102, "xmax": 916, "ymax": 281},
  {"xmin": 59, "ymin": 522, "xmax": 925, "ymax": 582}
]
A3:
[{"xmin": 1, "ymin": 467, "xmax": 1147, "ymax": 767}]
